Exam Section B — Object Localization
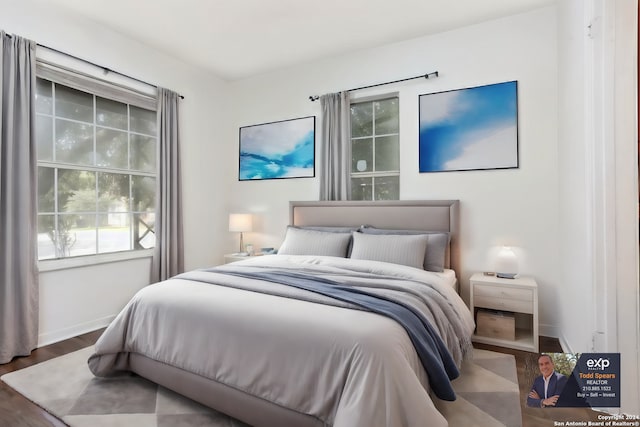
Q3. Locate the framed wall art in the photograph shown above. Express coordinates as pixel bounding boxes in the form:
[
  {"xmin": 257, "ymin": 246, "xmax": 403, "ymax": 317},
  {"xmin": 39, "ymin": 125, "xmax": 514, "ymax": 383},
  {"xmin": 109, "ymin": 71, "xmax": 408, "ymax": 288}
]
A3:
[
  {"xmin": 418, "ymin": 81, "xmax": 518, "ymax": 173},
  {"xmin": 239, "ymin": 116, "xmax": 315, "ymax": 181}
]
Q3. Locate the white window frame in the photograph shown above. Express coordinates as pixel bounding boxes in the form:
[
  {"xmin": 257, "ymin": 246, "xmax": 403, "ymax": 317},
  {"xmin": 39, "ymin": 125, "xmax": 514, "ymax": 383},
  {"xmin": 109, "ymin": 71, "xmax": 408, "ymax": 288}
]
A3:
[
  {"xmin": 35, "ymin": 53, "xmax": 157, "ymax": 270},
  {"xmin": 349, "ymin": 93, "xmax": 400, "ymax": 201}
]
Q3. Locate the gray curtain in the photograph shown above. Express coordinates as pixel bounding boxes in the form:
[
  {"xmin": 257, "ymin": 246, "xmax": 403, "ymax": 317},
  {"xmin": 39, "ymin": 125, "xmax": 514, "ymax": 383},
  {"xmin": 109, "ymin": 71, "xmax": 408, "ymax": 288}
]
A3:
[
  {"xmin": 151, "ymin": 88, "xmax": 184, "ymax": 282},
  {"xmin": 0, "ymin": 31, "xmax": 39, "ymax": 364},
  {"xmin": 319, "ymin": 92, "xmax": 351, "ymax": 200}
]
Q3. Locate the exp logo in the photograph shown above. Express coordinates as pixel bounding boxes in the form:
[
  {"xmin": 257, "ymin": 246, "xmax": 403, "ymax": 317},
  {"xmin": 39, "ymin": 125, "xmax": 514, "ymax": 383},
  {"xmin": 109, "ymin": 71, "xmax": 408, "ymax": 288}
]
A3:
[{"xmin": 585, "ymin": 357, "xmax": 610, "ymax": 370}]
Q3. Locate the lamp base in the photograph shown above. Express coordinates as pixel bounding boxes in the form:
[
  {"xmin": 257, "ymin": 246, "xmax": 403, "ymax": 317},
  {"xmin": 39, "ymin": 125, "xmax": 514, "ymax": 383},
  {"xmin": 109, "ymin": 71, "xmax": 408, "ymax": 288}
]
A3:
[{"xmin": 496, "ymin": 272, "xmax": 517, "ymax": 279}]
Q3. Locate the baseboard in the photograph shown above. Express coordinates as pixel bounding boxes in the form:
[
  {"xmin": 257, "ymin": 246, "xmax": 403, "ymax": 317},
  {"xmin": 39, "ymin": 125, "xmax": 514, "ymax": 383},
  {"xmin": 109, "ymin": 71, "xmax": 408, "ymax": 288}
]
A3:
[
  {"xmin": 37, "ymin": 315, "xmax": 114, "ymax": 347},
  {"xmin": 539, "ymin": 323, "xmax": 560, "ymax": 341}
]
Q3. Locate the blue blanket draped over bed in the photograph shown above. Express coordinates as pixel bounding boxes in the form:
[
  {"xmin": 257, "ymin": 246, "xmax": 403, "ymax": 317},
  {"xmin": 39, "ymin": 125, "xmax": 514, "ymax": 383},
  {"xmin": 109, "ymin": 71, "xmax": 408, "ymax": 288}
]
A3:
[{"xmin": 209, "ymin": 267, "xmax": 459, "ymax": 401}]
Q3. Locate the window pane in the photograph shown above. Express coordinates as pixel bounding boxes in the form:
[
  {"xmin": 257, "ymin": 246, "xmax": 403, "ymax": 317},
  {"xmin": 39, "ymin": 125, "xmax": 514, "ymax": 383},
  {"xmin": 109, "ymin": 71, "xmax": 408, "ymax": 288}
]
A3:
[
  {"xmin": 130, "ymin": 106, "xmax": 157, "ymax": 136},
  {"xmin": 351, "ymin": 103, "xmax": 373, "ymax": 138},
  {"xmin": 374, "ymin": 176, "xmax": 399, "ymax": 200},
  {"xmin": 63, "ymin": 213, "xmax": 97, "ymax": 257},
  {"xmin": 98, "ymin": 213, "xmax": 131, "ymax": 253},
  {"xmin": 133, "ymin": 212, "xmax": 155, "ymax": 249},
  {"xmin": 56, "ymin": 119, "xmax": 93, "ymax": 165},
  {"xmin": 42, "ymin": 214, "xmax": 93, "ymax": 257},
  {"xmin": 132, "ymin": 176, "xmax": 155, "ymax": 212},
  {"xmin": 58, "ymin": 169, "xmax": 96, "ymax": 213},
  {"xmin": 96, "ymin": 128, "xmax": 127, "ymax": 169},
  {"xmin": 96, "ymin": 97, "xmax": 127, "ymax": 130},
  {"xmin": 37, "ymin": 215, "xmax": 56, "ymax": 259},
  {"xmin": 36, "ymin": 78, "xmax": 53, "ymax": 115},
  {"xmin": 55, "ymin": 85, "xmax": 93, "ymax": 123},
  {"xmin": 132, "ymin": 174, "xmax": 155, "ymax": 249},
  {"xmin": 98, "ymin": 173, "xmax": 130, "ymax": 212},
  {"xmin": 131, "ymin": 134, "xmax": 156, "ymax": 172},
  {"xmin": 374, "ymin": 98, "xmax": 399, "ymax": 135},
  {"xmin": 36, "ymin": 117, "xmax": 53, "ymax": 161},
  {"xmin": 374, "ymin": 135, "xmax": 399, "ymax": 171},
  {"xmin": 351, "ymin": 177, "xmax": 373, "ymax": 201},
  {"xmin": 37, "ymin": 167, "xmax": 55, "ymax": 212},
  {"xmin": 352, "ymin": 138, "xmax": 373, "ymax": 173}
]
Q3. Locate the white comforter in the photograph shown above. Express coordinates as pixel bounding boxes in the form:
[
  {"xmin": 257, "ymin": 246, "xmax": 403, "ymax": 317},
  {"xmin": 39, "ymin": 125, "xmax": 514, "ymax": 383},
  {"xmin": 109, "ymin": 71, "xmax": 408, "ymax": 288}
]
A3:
[{"xmin": 89, "ymin": 255, "xmax": 475, "ymax": 427}]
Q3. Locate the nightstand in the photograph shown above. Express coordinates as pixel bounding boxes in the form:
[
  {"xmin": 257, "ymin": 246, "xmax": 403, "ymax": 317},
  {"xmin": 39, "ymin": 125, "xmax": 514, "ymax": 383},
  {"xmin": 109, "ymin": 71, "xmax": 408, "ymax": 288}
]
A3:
[
  {"xmin": 470, "ymin": 272, "xmax": 539, "ymax": 352},
  {"xmin": 224, "ymin": 254, "xmax": 251, "ymax": 264},
  {"xmin": 223, "ymin": 253, "xmax": 262, "ymax": 264}
]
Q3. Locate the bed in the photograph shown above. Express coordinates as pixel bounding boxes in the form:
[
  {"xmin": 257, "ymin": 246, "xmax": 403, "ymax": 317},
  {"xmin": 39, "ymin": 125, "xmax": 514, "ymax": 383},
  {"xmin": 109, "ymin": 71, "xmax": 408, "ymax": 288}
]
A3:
[{"xmin": 88, "ymin": 200, "xmax": 474, "ymax": 427}]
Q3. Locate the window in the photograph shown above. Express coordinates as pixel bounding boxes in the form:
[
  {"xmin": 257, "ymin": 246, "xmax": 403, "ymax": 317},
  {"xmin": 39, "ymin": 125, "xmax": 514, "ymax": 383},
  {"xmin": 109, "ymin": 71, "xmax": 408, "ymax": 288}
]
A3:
[
  {"xmin": 36, "ymin": 78, "xmax": 157, "ymax": 260},
  {"xmin": 350, "ymin": 97, "xmax": 400, "ymax": 200}
]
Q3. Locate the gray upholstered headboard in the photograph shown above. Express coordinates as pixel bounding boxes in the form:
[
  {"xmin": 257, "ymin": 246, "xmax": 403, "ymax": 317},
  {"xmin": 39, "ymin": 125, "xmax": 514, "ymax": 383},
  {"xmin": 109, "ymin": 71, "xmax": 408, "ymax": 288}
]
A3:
[{"xmin": 289, "ymin": 200, "xmax": 460, "ymax": 274}]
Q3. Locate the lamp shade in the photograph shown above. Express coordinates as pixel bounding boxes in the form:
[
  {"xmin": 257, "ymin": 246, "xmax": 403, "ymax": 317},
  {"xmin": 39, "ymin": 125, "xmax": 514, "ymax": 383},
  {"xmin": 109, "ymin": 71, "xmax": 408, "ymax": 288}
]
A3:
[
  {"xmin": 495, "ymin": 246, "xmax": 518, "ymax": 279},
  {"xmin": 229, "ymin": 214, "xmax": 252, "ymax": 232}
]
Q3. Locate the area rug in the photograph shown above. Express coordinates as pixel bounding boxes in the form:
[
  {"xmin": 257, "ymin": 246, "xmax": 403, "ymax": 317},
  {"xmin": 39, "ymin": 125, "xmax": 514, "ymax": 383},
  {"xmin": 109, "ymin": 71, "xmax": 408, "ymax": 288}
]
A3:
[
  {"xmin": 1, "ymin": 346, "xmax": 521, "ymax": 427},
  {"xmin": 434, "ymin": 348, "xmax": 522, "ymax": 427}
]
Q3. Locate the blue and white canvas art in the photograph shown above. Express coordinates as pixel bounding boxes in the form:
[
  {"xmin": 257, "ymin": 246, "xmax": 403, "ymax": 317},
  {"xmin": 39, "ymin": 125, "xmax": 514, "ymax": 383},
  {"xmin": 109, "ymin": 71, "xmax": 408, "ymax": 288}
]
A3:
[
  {"xmin": 239, "ymin": 116, "xmax": 315, "ymax": 180},
  {"xmin": 418, "ymin": 81, "xmax": 518, "ymax": 173}
]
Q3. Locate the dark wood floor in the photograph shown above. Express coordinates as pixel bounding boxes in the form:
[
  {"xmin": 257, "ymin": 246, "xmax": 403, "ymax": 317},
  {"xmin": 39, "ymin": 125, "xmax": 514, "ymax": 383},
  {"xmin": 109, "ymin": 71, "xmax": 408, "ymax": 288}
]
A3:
[{"xmin": 1, "ymin": 331, "xmax": 605, "ymax": 427}]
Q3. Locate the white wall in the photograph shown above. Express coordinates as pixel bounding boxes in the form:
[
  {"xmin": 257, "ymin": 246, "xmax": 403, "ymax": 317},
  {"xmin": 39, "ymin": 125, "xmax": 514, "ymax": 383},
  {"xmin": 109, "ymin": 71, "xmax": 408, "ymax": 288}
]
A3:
[
  {"xmin": 38, "ymin": 258, "xmax": 151, "ymax": 345},
  {"xmin": 227, "ymin": 7, "xmax": 561, "ymax": 332},
  {"xmin": 2, "ymin": 0, "xmax": 230, "ymax": 345}
]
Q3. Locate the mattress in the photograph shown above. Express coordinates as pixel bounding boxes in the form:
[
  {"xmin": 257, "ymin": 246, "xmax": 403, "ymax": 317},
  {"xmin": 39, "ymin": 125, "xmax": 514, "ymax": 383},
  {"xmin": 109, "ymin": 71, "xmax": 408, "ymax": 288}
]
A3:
[{"xmin": 439, "ymin": 268, "xmax": 457, "ymax": 289}]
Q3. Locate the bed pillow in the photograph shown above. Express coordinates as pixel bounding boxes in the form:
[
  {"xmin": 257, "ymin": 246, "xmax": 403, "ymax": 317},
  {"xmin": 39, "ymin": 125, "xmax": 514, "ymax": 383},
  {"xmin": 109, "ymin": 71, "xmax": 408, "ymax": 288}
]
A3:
[
  {"xmin": 359, "ymin": 226, "xmax": 450, "ymax": 272},
  {"xmin": 349, "ymin": 232, "xmax": 429, "ymax": 269},
  {"xmin": 277, "ymin": 226, "xmax": 352, "ymax": 257},
  {"xmin": 291, "ymin": 225, "xmax": 359, "ymax": 233},
  {"xmin": 290, "ymin": 225, "xmax": 360, "ymax": 255}
]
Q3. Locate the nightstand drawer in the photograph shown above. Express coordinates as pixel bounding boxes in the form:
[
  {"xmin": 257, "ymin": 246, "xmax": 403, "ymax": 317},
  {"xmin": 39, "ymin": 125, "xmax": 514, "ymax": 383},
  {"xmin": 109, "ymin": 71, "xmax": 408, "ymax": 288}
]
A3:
[
  {"xmin": 474, "ymin": 284, "xmax": 532, "ymax": 301},
  {"xmin": 474, "ymin": 295, "xmax": 533, "ymax": 314}
]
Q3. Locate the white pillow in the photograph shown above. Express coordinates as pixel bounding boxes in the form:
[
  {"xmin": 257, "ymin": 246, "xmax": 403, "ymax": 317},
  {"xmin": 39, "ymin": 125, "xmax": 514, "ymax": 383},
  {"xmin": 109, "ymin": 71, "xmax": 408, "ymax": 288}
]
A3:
[
  {"xmin": 349, "ymin": 232, "xmax": 429, "ymax": 269},
  {"xmin": 277, "ymin": 227, "xmax": 351, "ymax": 257},
  {"xmin": 359, "ymin": 226, "xmax": 450, "ymax": 272}
]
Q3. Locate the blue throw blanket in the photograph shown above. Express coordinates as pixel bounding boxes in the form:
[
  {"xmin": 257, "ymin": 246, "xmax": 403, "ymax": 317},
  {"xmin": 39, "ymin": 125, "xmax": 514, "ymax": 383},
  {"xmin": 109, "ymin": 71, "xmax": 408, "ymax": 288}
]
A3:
[{"xmin": 212, "ymin": 267, "xmax": 459, "ymax": 401}]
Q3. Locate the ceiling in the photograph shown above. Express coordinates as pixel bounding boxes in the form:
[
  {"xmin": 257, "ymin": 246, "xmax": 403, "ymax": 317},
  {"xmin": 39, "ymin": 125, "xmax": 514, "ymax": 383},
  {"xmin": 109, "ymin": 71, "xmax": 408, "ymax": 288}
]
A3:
[{"xmin": 37, "ymin": 0, "xmax": 556, "ymax": 81}]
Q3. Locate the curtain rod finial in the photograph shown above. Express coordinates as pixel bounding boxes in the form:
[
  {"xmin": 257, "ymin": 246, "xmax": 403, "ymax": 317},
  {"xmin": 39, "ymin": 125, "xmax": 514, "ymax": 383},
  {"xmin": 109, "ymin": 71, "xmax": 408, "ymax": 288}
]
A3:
[{"xmin": 309, "ymin": 95, "xmax": 319, "ymax": 102}]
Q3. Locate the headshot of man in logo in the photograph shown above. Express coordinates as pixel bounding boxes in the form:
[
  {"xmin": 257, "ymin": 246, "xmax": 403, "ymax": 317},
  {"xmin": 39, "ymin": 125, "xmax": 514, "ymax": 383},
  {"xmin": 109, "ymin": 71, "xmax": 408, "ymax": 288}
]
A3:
[{"xmin": 527, "ymin": 354, "xmax": 568, "ymax": 408}]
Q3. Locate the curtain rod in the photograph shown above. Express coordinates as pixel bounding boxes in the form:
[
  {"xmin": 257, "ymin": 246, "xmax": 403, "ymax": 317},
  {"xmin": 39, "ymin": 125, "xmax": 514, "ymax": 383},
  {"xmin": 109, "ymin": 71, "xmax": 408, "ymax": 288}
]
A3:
[
  {"xmin": 38, "ymin": 44, "xmax": 185, "ymax": 100},
  {"xmin": 308, "ymin": 71, "xmax": 439, "ymax": 101},
  {"xmin": 4, "ymin": 32, "xmax": 184, "ymax": 99}
]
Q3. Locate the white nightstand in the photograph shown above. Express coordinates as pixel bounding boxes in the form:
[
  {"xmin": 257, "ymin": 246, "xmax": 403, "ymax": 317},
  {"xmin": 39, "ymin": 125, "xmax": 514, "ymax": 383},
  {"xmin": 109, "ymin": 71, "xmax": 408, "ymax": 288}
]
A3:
[
  {"xmin": 223, "ymin": 253, "xmax": 262, "ymax": 264},
  {"xmin": 224, "ymin": 254, "xmax": 251, "ymax": 264},
  {"xmin": 470, "ymin": 272, "xmax": 539, "ymax": 352}
]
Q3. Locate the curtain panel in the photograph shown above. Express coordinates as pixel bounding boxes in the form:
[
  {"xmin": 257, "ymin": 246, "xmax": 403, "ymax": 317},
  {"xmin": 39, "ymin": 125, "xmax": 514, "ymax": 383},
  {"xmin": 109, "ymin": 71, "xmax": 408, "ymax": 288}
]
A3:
[
  {"xmin": 0, "ymin": 31, "xmax": 39, "ymax": 364},
  {"xmin": 151, "ymin": 88, "xmax": 184, "ymax": 282},
  {"xmin": 319, "ymin": 92, "xmax": 351, "ymax": 201}
]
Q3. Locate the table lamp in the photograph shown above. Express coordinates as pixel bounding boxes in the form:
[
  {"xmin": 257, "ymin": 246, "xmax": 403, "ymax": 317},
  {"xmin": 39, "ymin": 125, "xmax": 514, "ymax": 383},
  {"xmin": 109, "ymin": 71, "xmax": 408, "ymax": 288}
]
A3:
[
  {"xmin": 229, "ymin": 213, "xmax": 252, "ymax": 254},
  {"xmin": 495, "ymin": 246, "xmax": 518, "ymax": 279}
]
